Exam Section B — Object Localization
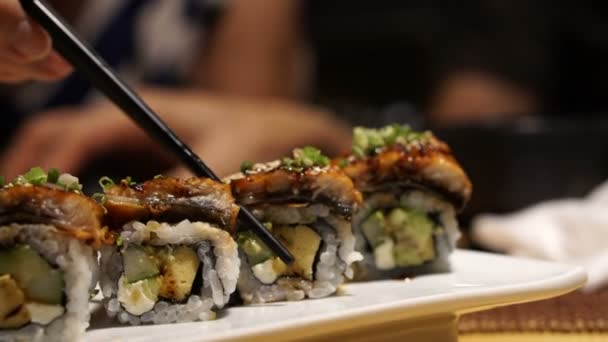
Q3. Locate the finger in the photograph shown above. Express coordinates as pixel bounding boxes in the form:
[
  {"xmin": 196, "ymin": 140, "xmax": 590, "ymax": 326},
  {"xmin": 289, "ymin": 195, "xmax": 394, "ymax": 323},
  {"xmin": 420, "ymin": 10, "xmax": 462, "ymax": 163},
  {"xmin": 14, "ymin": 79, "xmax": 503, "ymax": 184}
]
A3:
[
  {"xmin": 1, "ymin": 104, "xmax": 171, "ymax": 179},
  {"xmin": 35, "ymin": 126, "xmax": 97, "ymax": 175},
  {"xmin": 0, "ymin": 69, "xmax": 31, "ymax": 83},
  {"xmin": 0, "ymin": 2, "xmax": 69, "ymax": 83},
  {"xmin": 166, "ymin": 133, "xmax": 234, "ymax": 179},
  {"xmin": 10, "ymin": 19, "xmax": 52, "ymax": 62},
  {"xmin": 191, "ymin": 131, "xmax": 260, "ymax": 178},
  {"xmin": 30, "ymin": 51, "xmax": 72, "ymax": 79},
  {"xmin": 2, "ymin": 112, "xmax": 108, "ymax": 178},
  {"xmin": 30, "ymin": 114, "xmax": 120, "ymax": 174},
  {"xmin": 0, "ymin": 1, "xmax": 51, "ymax": 62},
  {"xmin": 33, "ymin": 109, "xmax": 163, "ymax": 174},
  {"xmin": 0, "ymin": 51, "xmax": 72, "ymax": 82},
  {"xmin": 0, "ymin": 1, "xmax": 27, "ymax": 43},
  {"xmin": 0, "ymin": 115, "xmax": 66, "ymax": 178},
  {"xmin": 166, "ymin": 166, "xmax": 193, "ymax": 179}
]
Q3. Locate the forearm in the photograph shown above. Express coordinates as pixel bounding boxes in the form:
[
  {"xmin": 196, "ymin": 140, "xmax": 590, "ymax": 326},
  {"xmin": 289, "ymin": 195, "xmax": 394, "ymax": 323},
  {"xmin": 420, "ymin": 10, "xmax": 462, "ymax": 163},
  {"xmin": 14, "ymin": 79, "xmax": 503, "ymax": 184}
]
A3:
[{"xmin": 195, "ymin": 0, "xmax": 305, "ymax": 99}]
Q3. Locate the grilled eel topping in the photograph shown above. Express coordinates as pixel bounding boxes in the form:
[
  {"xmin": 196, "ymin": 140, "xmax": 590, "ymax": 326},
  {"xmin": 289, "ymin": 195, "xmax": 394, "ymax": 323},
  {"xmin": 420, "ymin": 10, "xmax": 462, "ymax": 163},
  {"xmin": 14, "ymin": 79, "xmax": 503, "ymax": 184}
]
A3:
[
  {"xmin": 228, "ymin": 147, "xmax": 363, "ymax": 217},
  {"xmin": 337, "ymin": 125, "xmax": 472, "ymax": 211},
  {"xmin": 100, "ymin": 176, "xmax": 240, "ymax": 233},
  {"xmin": 0, "ymin": 183, "xmax": 110, "ymax": 248}
]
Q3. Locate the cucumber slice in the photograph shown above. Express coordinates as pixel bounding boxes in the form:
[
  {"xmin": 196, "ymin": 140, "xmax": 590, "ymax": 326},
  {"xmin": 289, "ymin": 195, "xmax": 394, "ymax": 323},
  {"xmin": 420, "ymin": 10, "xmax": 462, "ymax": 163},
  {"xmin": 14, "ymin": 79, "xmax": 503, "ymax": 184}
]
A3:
[
  {"xmin": 238, "ymin": 231, "xmax": 274, "ymax": 266},
  {"xmin": 361, "ymin": 210, "xmax": 388, "ymax": 248},
  {"xmin": 122, "ymin": 245, "xmax": 160, "ymax": 283},
  {"xmin": 0, "ymin": 245, "xmax": 64, "ymax": 305},
  {"xmin": 26, "ymin": 270, "xmax": 64, "ymax": 305}
]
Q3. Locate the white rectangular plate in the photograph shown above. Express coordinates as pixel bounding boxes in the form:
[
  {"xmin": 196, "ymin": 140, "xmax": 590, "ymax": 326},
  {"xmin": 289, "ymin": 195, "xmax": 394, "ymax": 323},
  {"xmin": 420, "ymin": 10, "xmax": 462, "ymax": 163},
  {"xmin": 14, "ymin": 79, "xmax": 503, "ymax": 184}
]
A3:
[{"xmin": 87, "ymin": 250, "xmax": 586, "ymax": 341}]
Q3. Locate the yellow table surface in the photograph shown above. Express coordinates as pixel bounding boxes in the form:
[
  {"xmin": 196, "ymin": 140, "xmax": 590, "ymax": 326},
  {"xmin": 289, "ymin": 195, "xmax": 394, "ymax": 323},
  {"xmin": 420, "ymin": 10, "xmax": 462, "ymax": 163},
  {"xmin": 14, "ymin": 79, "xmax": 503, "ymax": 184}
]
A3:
[{"xmin": 461, "ymin": 333, "xmax": 608, "ymax": 342}]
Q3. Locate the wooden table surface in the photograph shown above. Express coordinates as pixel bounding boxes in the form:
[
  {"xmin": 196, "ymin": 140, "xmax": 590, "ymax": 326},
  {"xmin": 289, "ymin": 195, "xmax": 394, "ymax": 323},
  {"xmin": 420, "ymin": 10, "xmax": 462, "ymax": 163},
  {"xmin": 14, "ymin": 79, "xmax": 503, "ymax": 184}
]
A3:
[{"xmin": 459, "ymin": 288, "xmax": 608, "ymax": 341}]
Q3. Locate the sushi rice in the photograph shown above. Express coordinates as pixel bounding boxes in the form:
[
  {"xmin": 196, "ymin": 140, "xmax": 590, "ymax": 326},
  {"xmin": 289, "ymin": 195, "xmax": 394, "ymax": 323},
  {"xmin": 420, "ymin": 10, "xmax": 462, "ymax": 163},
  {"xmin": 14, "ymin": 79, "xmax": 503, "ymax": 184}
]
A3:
[
  {"xmin": 237, "ymin": 204, "xmax": 362, "ymax": 303},
  {"xmin": 100, "ymin": 219, "xmax": 240, "ymax": 325}
]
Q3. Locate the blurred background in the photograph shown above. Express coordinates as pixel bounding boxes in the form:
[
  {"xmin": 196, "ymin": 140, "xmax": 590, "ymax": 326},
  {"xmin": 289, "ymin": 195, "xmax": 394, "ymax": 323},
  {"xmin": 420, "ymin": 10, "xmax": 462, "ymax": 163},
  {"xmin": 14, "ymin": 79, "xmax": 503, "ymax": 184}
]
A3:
[
  {"xmin": 306, "ymin": 0, "xmax": 608, "ymax": 224},
  {"xmin": 2, "ymin": 0, "xmax": 608, "ymax": 337},
  {"xmin": 3, "ymin": 0, "xmax": 608, "ymax": 217}
]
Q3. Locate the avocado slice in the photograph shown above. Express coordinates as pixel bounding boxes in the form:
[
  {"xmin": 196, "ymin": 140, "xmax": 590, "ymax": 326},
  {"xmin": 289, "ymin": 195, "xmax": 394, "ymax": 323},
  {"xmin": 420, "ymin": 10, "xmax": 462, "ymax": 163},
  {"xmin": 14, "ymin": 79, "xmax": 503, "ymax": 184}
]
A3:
[
  {"xmin": 361, "ymin": 210, "xmax": 388, "ymax": 248},
  {"xmin": 117, "ymin": 276, "xmax": 161, "ymax": 316},
  {"xmin": 386, "ymin": 208, "xmax": 436, "ymax": 266},
  {"xmin": 0, "ymin": 245, "xmax": 64, "ymax": 305},
  {"xmin": 26, "ymin": 271, "xmax": 64, "ymax": 305}
]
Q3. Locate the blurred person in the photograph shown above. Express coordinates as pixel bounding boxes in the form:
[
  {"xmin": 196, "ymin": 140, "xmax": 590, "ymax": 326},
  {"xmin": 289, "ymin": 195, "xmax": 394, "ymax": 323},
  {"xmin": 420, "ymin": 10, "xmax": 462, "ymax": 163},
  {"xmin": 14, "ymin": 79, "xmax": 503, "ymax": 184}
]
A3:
[
  {"xmin": 0, "ymin": 0, "xmax": 349, "ymax": 180},
  {"xmin": 307, "ymin": 1, "xmax": 608, "ymax": 126}
]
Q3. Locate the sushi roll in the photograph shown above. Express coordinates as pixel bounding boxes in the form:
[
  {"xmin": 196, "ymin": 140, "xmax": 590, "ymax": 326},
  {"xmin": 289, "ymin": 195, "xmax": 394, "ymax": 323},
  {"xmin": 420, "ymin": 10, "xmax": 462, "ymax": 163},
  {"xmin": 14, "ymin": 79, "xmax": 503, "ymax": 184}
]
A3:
[
  {"xmin": 0, "ymin": 168, "xmax": 110, "ymax": 342},
  {"xmin": 97, "ymin": 176, "xmax": 240, "ymax": 325},
  {"xmin": 227, "ymin": 147, "xmax": 363, "ymax": 303},
  {"xmin": 337, "ymin": 125, "xmax": 472, "ymax": 280}
]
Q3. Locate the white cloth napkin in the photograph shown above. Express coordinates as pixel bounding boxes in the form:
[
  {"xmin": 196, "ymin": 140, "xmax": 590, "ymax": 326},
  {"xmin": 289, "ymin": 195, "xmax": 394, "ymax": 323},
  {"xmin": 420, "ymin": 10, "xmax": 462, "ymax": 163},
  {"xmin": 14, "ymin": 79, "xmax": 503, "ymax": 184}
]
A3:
[{"xmin": 472, "ymin": 180, "xmax": 608, "ymax": 291}]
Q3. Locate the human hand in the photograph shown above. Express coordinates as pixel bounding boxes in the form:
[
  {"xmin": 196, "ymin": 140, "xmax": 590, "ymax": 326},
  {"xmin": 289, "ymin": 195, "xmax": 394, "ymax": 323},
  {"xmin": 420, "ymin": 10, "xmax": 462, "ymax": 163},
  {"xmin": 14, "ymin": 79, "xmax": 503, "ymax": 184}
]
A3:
[
  {"xmin": 168, "ymin": 96, "xmax": 352, "ymax": 178},
  {"xmin": 0, "ymin": 90, "xmax": 351, "ymax": 179},
  {"xmin": 428, "ymin": 71, "xmax": 537, "ymax": 126},
  {"xmin": 0, "ymin": 0, "xmax": 72, "ymax": 82}
]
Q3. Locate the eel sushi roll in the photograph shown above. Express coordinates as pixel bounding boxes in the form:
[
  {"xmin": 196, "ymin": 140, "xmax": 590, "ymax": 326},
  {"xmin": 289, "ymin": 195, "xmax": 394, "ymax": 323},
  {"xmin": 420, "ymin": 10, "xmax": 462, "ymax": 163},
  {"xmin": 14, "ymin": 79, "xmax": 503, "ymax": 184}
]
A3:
[
  {"xmin": 98, "ymin": 176, "xmax": 240, "ymax": 325},
  {"xmin": 338, "ymin": 125, "xmax": 472, "ymax": 280},
  {"xmin": 227, "ymin": 147, "xmax": 363, "ymax": 303},
  {"xmin": 0, "ymin": 168, "xmax": 109, "ymax": 342}
]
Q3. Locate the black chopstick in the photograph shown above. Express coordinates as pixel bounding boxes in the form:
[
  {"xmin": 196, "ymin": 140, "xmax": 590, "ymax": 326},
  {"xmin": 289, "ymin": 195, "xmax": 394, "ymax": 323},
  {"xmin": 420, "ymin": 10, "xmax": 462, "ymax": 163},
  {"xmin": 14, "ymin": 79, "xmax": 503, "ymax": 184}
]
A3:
[{"xmin": 20, "ymin": 0, "xmax": 294, "ymax": 265}]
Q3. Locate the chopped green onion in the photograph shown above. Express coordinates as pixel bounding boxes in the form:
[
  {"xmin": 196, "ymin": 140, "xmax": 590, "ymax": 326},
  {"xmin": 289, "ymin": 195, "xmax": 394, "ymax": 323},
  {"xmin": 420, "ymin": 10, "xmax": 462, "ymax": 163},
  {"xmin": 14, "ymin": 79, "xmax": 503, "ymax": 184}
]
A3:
[
  {"xmin": 337, "ymin": 159, "xmax": 348, "ymax": 168},
  {"xmin": 240, "ymin": 160, "xmax": 254, "ymax": 173},
  {"xmin": 57, "ymin": 173, "xmax": 82, "ymax": 192},
  {"xmin": 66, "ymin": 182, "xmax": 83, "ymax": 192},
  {"xmin": 116, "ymin": 236, "xmax": 124, "ymax": 247},
  {"xmin": 153, "ymin": 174, "xmax": 164, "ymax": 179},
  {"xmin": 0, "ymin": 176, "xmax": 4, "ymax": 187},
  {"xmin": 292, "ymin": 148, "xmax": 310, "ymax": 166},
  {"xmin": 122, "ymin": 176, "xmax": 136, "ymax": 186},
  {"xmin": 282, "ymin": 157, "xmax": 294, "ymax": 167},
  {"xmin": 92, "ymin": 193, "xmax": 106, "ymax": 203},
  {"xmin": 23, "ymin": 167, "xmax": 47, "ymax": 185},
  {"xmin": 300, "ymin": 146, "xmax": 329, "ymax": 166},
  {"xmin": 98, "ymin": 176, "xmax": 115, "ymax": 190},
  {"xmin": 10, "ymin": 168, "xmax": 82, "ymax": 190},
  {"xmin": 379, "ymin": 125, "xmax": 399, "ymax": 145},
  {"xmin": 12, "ymin": 175, "xmax": 27, "ymax": 185},
  {"xmin": 47, "ymin": 168, "xmax": 60, "ymax": 184},
  {"xmin": 351, "ymin": 124, "xmax": 430, "ymax": 157},
  {"xmin": 281, "ymin": 146, "xmax": 330, "ymax": 171},
  {"xmin": 353, "ymin": 127, "xmax": 368, "ymax": 150},
  {"xmin": 367, "ymin": 131, "xmax": 384, "ymax": 150},
  {"xmin": 352, "ymin": 146, "xmax": 366, "ymax": 158}
]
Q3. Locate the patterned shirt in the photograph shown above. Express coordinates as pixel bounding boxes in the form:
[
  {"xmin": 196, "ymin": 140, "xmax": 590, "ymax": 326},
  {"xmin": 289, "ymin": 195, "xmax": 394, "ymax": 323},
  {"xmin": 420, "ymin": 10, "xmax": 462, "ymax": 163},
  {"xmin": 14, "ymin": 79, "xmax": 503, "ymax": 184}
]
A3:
[{"xmin": 1, "ymin": 0, "xmax": 215, "ymax": 140}]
